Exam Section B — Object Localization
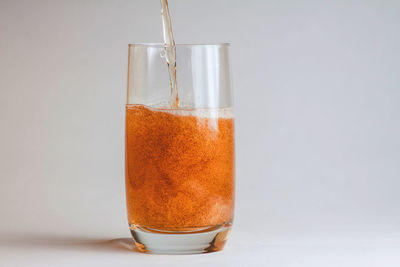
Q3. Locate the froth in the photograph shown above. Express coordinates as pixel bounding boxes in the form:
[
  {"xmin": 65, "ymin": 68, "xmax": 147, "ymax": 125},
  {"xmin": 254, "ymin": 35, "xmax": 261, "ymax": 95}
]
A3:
[{"xmin": 143, "ymin": 103, "xmax": 234, "ymax": 119}]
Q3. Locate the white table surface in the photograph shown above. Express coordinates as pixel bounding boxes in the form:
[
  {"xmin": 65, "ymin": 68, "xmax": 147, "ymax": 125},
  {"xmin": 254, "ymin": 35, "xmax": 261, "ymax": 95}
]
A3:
[{"xmin": 1, "ymin": 226, "xmax": 399, "ymax": 267}]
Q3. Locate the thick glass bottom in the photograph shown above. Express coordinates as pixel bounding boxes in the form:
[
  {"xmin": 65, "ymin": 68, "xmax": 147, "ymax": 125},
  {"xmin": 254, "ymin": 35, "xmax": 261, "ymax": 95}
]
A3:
[{"xmin": 129, "ymin": 223, "xmax": 232, "ymax": 254}]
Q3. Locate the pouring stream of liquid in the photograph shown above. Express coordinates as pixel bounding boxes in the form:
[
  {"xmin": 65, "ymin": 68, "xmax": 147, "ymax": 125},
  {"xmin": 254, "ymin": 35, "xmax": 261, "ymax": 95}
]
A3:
[{"xmin": 160, "ymin": 0, "xmax": 179, "ymax": 108}]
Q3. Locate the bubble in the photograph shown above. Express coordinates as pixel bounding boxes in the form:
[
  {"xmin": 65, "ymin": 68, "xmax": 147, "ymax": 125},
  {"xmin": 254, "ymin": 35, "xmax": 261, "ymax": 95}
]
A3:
[{"xmin": 160, "ymin": 50, "xmax": 166, "ymax": 58}]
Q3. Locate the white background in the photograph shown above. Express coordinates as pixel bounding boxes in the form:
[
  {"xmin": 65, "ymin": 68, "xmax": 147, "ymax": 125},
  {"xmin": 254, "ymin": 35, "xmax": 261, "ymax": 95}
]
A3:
[{"xmin": 0, "ymin": 0, "xmax": 399, "ymax": 266}]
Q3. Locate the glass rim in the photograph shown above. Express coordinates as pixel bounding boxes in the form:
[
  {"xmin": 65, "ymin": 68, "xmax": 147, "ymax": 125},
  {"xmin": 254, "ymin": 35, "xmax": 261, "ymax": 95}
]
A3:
[{"xmin": 128, "ymin": 43, "xmax": 231, "ymax": 48}]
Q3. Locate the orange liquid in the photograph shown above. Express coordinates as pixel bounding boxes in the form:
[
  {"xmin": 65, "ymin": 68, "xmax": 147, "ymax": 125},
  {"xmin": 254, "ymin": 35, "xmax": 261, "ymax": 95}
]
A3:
[{"xmin": 125, "ymin": 104, "xmax": 235, "ymax": 230}]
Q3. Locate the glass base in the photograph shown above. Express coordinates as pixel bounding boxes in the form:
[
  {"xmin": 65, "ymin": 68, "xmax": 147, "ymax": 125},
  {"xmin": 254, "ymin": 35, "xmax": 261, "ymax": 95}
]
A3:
[{"xmin": 129, "ymin": 223, "xmax": 232, "ymax": 254}]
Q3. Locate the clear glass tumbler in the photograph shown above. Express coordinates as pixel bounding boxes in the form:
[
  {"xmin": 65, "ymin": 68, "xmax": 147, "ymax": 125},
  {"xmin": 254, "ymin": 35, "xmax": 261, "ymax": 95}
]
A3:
[{"xmin": 125, "ymin": 43, "xmax": 234, "ymax": 254}]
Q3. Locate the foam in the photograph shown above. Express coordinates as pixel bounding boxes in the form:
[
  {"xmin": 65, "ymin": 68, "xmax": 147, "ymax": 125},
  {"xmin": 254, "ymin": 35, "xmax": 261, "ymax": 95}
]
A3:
[{"xmin": 144, "ymin": 103, "xmax": 234, "ymax": 119}]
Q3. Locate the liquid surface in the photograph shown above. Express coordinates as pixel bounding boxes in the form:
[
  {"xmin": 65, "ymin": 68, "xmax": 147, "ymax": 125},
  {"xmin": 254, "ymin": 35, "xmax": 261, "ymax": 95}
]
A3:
[{"xmin": 125, "ymin": 104, "xmax": 235, "ymax": 229}]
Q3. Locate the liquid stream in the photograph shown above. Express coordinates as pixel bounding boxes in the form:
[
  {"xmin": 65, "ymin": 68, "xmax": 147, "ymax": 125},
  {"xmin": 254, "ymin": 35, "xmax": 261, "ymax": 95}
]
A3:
[{"xmin": 160, "ymin": 0, "xmax": 179, "ymax": 108}]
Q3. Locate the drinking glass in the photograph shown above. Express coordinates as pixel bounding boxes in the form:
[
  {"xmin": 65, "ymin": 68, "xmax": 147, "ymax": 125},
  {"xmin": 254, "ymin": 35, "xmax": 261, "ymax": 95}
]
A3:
[{"xmin": 125, "ymin": 43, "xmax": 234, "ymax": 254}]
